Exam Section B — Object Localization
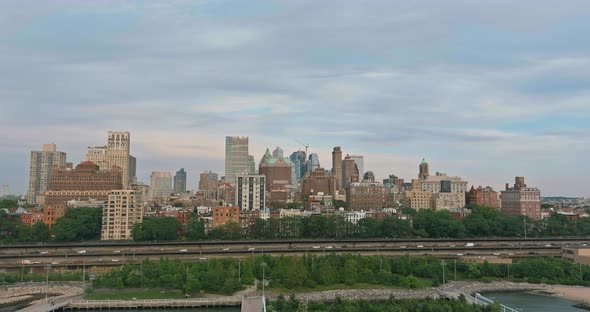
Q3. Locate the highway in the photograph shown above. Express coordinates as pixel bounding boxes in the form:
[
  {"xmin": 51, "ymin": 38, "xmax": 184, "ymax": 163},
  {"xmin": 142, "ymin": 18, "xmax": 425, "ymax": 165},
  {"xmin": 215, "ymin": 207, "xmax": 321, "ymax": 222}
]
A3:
[{"xmin": 1, "ymin": 237, "xmax": 587, "ymax": 271}]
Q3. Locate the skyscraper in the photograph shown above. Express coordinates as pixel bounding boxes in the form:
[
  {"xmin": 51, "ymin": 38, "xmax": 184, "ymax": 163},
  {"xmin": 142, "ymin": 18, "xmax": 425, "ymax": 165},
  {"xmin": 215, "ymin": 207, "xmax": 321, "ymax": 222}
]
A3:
[
  {"xmin": 342, "ymin": 154, "xmax": 360, "ymax": 187},
  {"xmin": 307, "ymin": 153, "xmax": 320, "ymax": 174},
  {"xmin": 419, "ymin": 158, "xmax": 429, "ymax": 180},
  {"xmin": 248, "ymin": 155, "xmax": 256, "ymax": 174},
  {"xmin": 289, "ymin": 151, "xmax": 307, "ymax": 183},
  {"xmin": 199, "ymin": 171, "xmax": 219, "ymax": 199},
  {"xmin": 174, "ymin": 168, "xmax": 187, "ymax": 194},
  {"xmin": 349, "ymin": 155, "xmax": 364, "ymax": 178},
  {"xmin": 272, "ymin": 147, "xmax": 284, "ymax": 158},
  {"xmin": 331, "ymin": 147, "xmax": 343, "ymax": 190},
  {"xmin": 225, "ymin": 136, "xmax": 249, "ymax": 185},
  {"xmin": 86, "ymin": 131, "xmax": 135, "ymax": 188},
  {"xmin": 27, "ymin": 144, "xmax": 67, "ymax": 204},
  {"xmin": 259, "ymin": 148, "xmax": 292, "ymax": 191},
  {"xmin": 150, "ymin": 172, "xmax": 173, "ymax": 199}
]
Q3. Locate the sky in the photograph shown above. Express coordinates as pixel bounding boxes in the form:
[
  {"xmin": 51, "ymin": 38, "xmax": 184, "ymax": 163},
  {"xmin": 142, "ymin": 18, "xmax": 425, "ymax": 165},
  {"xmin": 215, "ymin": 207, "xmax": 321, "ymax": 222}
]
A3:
[{"xmin": 1, "ymin": 1, "xmax": 589, "ymax": 197}]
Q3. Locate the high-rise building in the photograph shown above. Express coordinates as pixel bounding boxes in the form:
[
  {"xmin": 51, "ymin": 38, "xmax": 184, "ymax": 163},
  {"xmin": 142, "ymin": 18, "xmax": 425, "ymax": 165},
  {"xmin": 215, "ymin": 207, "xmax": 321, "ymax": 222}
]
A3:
[
  {"xmin": 101, "ymin": 190, "xmax": 143, "ymax": 240},
  {"xmin": 174, "ymin": 168, "xmax": 187, "ymax": 194},
  {"xmin": 347, "ymin": 181, "xmax": 387, "ymax": 211},
  {"xmin": 43, "ymin": 161, "xmax": 123, "ymax": 228},
  {"xmin": 342, "ymin": 155, "xmax": 360, "ymax": 188},
  {"xmin": 259, "ymin": 148, "xmax": 292, "ymax": 191},
  {"xmin": 501, "ymin": 177, "xmax": 541, "ymax": 220},
  {"xmin": 27, "ymin": 144, "xmax": 67, "ymax": 204},
  {"xmin": 225, "ymin": 136, "xmax": 249, "ymax": 186},
  {"xmin": 349, "ymin": 155, "xmax": 364, "ymax": 178},
  {"xmin": 289, "ymin": 151, "xmax": 307, "ymax": 183},
  {"xmin": 331, "ymin": 147, "xmax": 343, "ymax": 190},
  {"xmin": 419, "ymin": 158, "xmax": 429, "ymax": 180},
  {"xmin": 150, "ymin": 172, "xmax": 173, "ymax": 199},
  {"xmin": 307, "ymin": 153, "xmax": 320, "ymax": 174},
  {"xmin": 248, "ymin": 155, "xmax": 256, "ymax": 174},
  {"xmin": 235, "ymin": 174, "xmax": 265, "ymax": 211},
  {"xmin": 466, "ymin": 186, "xmax": 499, "ymax": 208},
  {"xmin": 272, "ymin": 147, "xmax": 284, "ymax": 158},
  {"xmin": 199, "ymin": 171, "xmax": 219, "ymax": 200},
  {"xmin": 401, "ymin": 179, "xmax": 431, "ymax": 210},
  {"xmin": 86, "ymin": 131, "xmax": 135, "ymax": 188}
]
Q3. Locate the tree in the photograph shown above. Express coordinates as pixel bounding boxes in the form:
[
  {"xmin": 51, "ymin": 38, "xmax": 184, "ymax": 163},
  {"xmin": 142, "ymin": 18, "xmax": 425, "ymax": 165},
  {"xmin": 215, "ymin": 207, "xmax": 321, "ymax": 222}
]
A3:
[
  {"xmin": 132, "ymin": 217, "xmax": 181, "ymax": 241},
  {"xmin": 31, "ymin": 222, "xmax": 49, "ymax": 242},
  {"xmin": 185, "ymin": 215, "xmax": 206, "ymax": 240},
  {"xmin": 52, "ymin": 207, "xmax": 103, "ymax": 241},
  {"xmin": 173, "ymin": 202, "xmax": 184, "ymax": 208},
  {"xmin": 358, "ymin": 218, "xmax": 381, "ymax": 238},
  {"xmin": 342, "ymin": 259, "xmax": 358, "ymax": 285},
  {"xmin": 332, "ymin": 200, "xmax": 347, "ymax": 209}
]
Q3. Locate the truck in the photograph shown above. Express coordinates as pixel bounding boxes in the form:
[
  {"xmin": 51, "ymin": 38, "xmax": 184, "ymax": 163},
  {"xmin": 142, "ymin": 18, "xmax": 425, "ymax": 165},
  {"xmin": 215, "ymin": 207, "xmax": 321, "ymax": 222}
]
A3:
[
  {"xmin": 465, "ymin": 243, "xmax": 475, "ymax": 247},
  {"xmin": 21, "ymin": 260, "xmax": 32, "ymax": 264}
]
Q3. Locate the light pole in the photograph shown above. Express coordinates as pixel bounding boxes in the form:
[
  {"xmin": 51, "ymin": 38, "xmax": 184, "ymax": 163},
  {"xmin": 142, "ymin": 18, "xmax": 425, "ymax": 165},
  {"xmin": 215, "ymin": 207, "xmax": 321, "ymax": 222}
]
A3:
[
  {"xmin": 261, "ymin": 262, "xmax": 267, "ymax": 299},
  {"xmin": 441, "ymin": 260, "xmax": 446, "ymax": 289},
  {"xmin": 523, "ymin": 219, "xmax": 527, "ymax": 239},
  {"xmin": 45, "ymin": 265, "xmax": 50, "ymax": 301}
]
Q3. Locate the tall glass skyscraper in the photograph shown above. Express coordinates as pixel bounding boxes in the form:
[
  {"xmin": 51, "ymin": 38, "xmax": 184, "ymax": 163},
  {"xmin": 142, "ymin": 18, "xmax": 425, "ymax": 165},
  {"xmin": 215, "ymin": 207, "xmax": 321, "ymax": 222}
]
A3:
[
  {"xmin": 174, "ymin": 168, "xmax": 187, "ymax": 194},
  {"xmin": 290, "ymin": 150, "xmax": 307, "ymax": 183},
  {"xmin": 307, "ymin": 153, "xmax": 320, "ymax": 174}
]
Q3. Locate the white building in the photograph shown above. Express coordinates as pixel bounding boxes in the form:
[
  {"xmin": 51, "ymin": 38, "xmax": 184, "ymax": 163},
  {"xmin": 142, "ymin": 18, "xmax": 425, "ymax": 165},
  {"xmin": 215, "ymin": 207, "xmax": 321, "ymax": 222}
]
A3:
[
  {"xmin": 27, "ymin": 144, "xmax": 67, "ymax": 204},
  {"xmin": 348, "ymin": 155, "xmax": 364, "ymax": 178},
  {"xmin": 101, "ymin": 190, "xmax": 143, "ymax": 240},
  {"xmin": 235, "ymin": 174, "xmax": 265, "ymax": 211},
  {"xmin": 345, "ymin": 211, "xmax": 367, "ymax": 224}
]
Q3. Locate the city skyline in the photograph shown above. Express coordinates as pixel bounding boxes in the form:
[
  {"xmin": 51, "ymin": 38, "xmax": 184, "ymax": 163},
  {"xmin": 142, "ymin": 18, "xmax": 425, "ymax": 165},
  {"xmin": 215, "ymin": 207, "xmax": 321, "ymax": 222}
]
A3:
[{"xmin": 1, "ymin": 1, "xmax": 589, "ymax": 197}]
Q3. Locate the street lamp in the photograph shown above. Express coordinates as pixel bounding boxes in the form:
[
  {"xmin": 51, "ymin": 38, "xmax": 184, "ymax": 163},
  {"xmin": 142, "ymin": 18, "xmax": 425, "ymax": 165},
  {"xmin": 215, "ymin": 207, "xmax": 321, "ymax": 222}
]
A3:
[
  {"xmin": 261, "ymin": 262, "xmax": 267, "ymax": 299},
  {"xmin": 441, "ymin": 260, "xmax": 446, "ymax": 289}
]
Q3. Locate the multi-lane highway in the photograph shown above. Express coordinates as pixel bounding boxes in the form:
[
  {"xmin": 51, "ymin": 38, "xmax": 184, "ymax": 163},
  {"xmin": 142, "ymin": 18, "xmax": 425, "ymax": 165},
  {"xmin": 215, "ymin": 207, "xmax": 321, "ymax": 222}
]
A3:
[{"xmin": 1, "ymin": 238, "xmax": 587, "ymax": 272}]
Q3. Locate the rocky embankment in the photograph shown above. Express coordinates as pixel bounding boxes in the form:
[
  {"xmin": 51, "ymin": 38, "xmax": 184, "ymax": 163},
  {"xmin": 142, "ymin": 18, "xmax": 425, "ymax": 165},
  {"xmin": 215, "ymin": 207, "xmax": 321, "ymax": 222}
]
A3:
[
  {"xmin": 267, "ymin": 288, "xmax": 437, "ymax": 302},
  {"xmin": 0, "ymin": 284, "xmax": 84, "ymax": 306}
]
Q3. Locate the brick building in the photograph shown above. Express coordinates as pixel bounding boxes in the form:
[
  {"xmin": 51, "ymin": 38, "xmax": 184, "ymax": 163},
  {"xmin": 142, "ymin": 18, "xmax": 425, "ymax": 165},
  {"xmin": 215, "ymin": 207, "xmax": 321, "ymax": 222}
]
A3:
[
  {"xmin": 212, "ymin": 206, "xmax": 240, "ymax": 228},
  {"xmin": 501, "ymin": 177, "xmax": 542, "ymax": 220},
  {"xmin": 466, "ymin": 186, "xmax": 499, "ymax": 208},
  {"xmin": 347, "ymin": 181, "xmax": 387, "ymax": 211},
  {"xmin": 301, "ymin": 168, "xmax": 336, "ymax": 196}
]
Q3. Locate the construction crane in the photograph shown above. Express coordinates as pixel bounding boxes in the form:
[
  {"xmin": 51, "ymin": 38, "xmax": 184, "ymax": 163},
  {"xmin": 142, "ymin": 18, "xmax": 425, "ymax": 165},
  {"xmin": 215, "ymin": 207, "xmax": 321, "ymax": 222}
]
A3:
[{"xmin": 295, "ymin": 138, "xmax": 309, "ymax": 156}]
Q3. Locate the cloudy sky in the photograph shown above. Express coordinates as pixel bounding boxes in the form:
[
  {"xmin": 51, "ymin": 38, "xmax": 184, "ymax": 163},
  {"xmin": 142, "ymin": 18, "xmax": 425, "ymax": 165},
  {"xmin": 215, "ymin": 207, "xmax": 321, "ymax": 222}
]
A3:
[{"xmin": 1, "ymin": 1, "xmax": 589, "ymax": 197}]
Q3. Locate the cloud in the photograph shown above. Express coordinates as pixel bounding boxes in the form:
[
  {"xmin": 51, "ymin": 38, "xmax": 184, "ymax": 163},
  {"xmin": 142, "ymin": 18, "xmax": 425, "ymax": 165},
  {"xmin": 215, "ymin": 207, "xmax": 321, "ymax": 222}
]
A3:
[{"xmin": 0, "ymin": 1, "xmax": 589, "ymax": 196}]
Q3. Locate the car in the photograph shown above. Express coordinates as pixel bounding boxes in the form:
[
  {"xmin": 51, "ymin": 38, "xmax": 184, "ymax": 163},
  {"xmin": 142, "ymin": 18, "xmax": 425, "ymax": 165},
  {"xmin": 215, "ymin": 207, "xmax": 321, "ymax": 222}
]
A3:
[
  {"xmin": 113, "ymin": 250, "xmax": 121, "ymax": 253},
  {"xmin": 111, "ymin": 259, "xmax": 119, "ymax": 262},
  {"xmin": 76, "ymin": 250, "xmax": 86, "ymax": 254},
  {"xmin": 400, "ymin": 245, "xmax": 407, "ymax": 249},
  {"xmin": 51, "ymin": 261, "xmax": 59, "ymax": 265},
  {"xmin": 222, "ymin": 248, "xmax": 230, "ymax": 251},
  {"xmin": 179, "ymin": 249, "xmax": 188, "ymax": 252},
  {"xmin": 97, "ymin": 259, "xmax": 104, "ymax": 262},
  {"xmin": 335, "ymin": 246, "xmax": 342, "ymax": 249},
  {"xmin": 449, "ymin": 244, "xmax": 455, "ymax": 247},
  {"xmin": 248, "ymin": 247, "xmax": 256, "ymax": 251},
  {"xmin": 198, "ymin": 257, "xmax": 208, "ymax": 260},
  {"xmin": 417, "ymin": 245, "xmax": 424, "ymax": 248},
  {"xmin": 312, "ymin": 246, "xmax": 320, "ymax": 249},
  {"xmin": 40, "ymin": 251, "xmax": 50, "ymax": 254},
  {"xmin": 325, "ymin": 246, "xmax": 333, "ymax": 249},
  {"xmin": 32, "ymin": 261, "xmax": 42, "ymax": 264},
  {"xmin": 508, "ymin": 253, "xmax": 514, "ymax": 256},
  {"xmin": 456, "ymin": 253, "xmax": 464, "ymax": 256},
  {"xmin": 493, "ymin": 252, "xmax": 500, "ymax": 256},
  {"xmin": 544, "ymin": 244, "xmax": 552, "ymax": 247}
]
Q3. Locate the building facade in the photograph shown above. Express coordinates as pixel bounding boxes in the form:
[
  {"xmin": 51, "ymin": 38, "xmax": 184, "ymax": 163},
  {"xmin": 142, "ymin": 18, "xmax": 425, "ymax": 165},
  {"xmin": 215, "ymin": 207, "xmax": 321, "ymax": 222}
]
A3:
[
  {"xmin": 419, "ymin": 159, "xmax": 429, "ymax": 180},
  {"xmin": 199, "ymin": 171, "xmax": 219, "ymax": 200},
  {"xmin": 212, "ymin": 206, "xmax": 240, "ymax": 228},
  {"xmin": 347, "ymin": 181, "xmax": 387, "ymax": 211},
  {"xmin": 174, "ymin": 168, "xmax": 187, "ymax": 194},
  {"xmin": 235, "ymin": 174, "xmax": 265, "ymax": 211},
  {"xmin": 501, "ymin": 177, "xmax": 542, "ymax": 220},
  {"xmin": 331, "ymin": 147, "xmax": 343, "ymax": 191},
  {"xmin": 402, "ymin": 179, "xmax": 431, "ymax": 210},
  {"xmin": 349, "ymin": 155, "xmax": 364, "ymax": 178},
  {"xmin": 101, "ymin": 190, "xmax": 143, "ymax": 240},
  {"xmin": 290, "ymin": 151, "xmax": 307, "ymax": 183},
  {"xmin": 306, "ymin": 153, "xmax": 320, "ymax": 174},
  {"xmin": 225, "ymin": 136, "xmax": 249, "ymax": 186},
  {"xmin": 150, "ymin": 172, "xmax": 173, "ymax": 199},
  {"xmin": 43, "ymin": 161, "xmax": 123, "ymax": 228},
  {"xmin": 86, "ymin": 131, "xmax": 135, "ymax": 188},
  {"xmin": 272, "ymin": 147, "xmax": 283, "ymax": 158},
  {"xmin": 342, "ymin": 155, "xmax": 360, "ymax": 188},
  {"xmin": 431, "ymin": 192, "xmax": 466, "ymax": 211},
  {"xmin": 27, "ymin": 144, "xmax": 67, "ymax": 204},
  {"xmin": 259, "ymin": 148, "xmax": 292, "ymax": 192},
  {"xmin": 466, "ymin": 186, "xmax": 499, "ymax": 208},
  {"xmin": 301, "ymin": 168, "xmax": 337, "ymax": 196}
]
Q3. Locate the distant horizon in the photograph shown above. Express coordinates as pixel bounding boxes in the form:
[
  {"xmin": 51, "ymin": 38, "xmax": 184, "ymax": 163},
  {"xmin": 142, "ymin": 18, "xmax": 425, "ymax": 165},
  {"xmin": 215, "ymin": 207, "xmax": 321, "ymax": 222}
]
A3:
[{"xmin": 1, "ymin": 1, "xmax": 589, "ymax": 198}]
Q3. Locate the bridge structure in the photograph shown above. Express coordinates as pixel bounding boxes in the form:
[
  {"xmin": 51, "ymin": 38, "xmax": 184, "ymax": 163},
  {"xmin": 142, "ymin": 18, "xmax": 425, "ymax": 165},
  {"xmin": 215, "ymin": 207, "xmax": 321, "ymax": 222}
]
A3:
[{"xmin": 438, "ymin": 287, "xmax": 518, "ymax": 312}]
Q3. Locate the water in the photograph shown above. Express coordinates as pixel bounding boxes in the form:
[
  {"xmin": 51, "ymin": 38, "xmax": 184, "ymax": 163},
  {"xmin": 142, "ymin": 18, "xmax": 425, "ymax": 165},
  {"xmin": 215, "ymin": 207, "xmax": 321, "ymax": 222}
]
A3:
[
  {"xmin": 483, "ymin": 291, "xmax": 585, "ymax": 312},
  {"xmin": 77, "ymin": 309, "xmax": 239, "ymax": 312}
]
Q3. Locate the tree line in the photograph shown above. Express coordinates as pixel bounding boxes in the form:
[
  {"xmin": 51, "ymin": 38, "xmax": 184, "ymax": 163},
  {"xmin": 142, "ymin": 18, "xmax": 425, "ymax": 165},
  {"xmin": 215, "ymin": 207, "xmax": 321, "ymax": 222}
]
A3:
[{"xmin": 91, "ymin": 254, "xmax": 590, "ymax": 296}]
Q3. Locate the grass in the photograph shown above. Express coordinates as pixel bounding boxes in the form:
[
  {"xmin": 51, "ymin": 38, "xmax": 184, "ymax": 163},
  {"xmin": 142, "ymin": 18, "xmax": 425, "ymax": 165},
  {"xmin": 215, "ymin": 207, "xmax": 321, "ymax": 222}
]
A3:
[
  {"xmin": 270, "ymin": 278, "xmax": 433, "ymax": 294},
  {"xmin": 84, "ymin": 290, "xmax": 185, "ymax": 300}
]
